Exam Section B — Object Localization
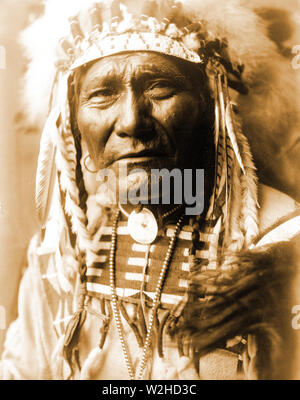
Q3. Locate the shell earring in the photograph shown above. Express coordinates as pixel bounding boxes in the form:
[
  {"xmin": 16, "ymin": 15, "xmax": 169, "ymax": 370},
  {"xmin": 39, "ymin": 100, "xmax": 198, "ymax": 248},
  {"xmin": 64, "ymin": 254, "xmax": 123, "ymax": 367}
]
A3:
[{"xmin": 83, "ymin": 154, "xmax": 98, "ymax": 174}]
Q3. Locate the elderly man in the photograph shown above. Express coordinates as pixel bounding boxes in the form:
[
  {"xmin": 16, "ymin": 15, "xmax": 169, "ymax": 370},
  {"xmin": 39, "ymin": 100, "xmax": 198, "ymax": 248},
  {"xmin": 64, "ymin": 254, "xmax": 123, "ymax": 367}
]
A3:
[{"xmin": 1, "ymin": 0, "xmax": 300, "ymax": 380}]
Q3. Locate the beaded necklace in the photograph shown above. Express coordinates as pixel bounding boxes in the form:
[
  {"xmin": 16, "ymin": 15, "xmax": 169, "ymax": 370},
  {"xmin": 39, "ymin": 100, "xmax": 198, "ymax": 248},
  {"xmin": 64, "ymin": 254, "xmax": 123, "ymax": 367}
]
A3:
[{"xmin": 109, "ymin": 210, "xmax": 185, "ymax": 380}]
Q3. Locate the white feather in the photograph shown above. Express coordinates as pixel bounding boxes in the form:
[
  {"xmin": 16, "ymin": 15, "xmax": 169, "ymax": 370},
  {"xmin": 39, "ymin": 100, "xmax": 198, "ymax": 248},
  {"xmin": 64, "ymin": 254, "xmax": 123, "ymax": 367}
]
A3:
[
  {"xmin": 80, "ymin": 347, "xmax": 104, "ymax": 380},
  {"xmin": 225, "ymin": 104, "xmax": 245, "ymax": 174},
  {"xmin": 35, "ymin": 107, "xmax": 59, "ymax": 226},
  {"xmin": 236, "ymin": 124, "xmax": 259, "ymax": 245}
]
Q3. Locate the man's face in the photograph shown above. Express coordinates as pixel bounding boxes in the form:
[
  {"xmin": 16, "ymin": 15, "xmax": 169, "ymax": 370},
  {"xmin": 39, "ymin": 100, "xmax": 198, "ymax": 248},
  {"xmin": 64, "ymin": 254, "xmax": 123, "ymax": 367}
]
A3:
[{"xmin": 76, "ymin": 52, "xmax": 212, "ymax": 203}]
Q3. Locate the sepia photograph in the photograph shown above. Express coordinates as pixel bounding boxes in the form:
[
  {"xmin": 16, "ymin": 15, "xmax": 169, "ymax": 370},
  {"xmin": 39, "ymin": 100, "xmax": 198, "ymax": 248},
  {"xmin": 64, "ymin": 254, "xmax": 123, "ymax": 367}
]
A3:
[{"xmin": 0, "ymin": 0, "xmax": 300, "ymax": 382}]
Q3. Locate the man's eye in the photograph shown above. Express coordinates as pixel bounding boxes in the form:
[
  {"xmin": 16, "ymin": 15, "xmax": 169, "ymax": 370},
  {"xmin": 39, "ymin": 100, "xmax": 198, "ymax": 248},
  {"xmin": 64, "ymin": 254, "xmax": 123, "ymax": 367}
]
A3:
[
  {"xmin": 146, "ymin": 82, "xmax": 177, "ymax": 99},
  {"xmin": 89, "ymin": 88, "xmax": 115, "ymax": 99}
]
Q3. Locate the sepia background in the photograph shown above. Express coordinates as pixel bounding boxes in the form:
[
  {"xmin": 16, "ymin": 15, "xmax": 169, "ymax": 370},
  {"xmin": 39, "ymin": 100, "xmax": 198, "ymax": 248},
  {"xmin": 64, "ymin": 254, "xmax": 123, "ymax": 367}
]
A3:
[{"xmin": 0, "ymin": 0, "xmax": 299, "ymax": 359}]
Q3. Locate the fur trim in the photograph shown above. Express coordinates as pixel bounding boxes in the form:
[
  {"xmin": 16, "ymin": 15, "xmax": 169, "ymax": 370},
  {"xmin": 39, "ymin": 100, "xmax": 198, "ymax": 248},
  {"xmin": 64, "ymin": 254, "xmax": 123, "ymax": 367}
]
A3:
[{"xmin": 173, "ymin": 233, "xmax": 300, "ymax": 379}]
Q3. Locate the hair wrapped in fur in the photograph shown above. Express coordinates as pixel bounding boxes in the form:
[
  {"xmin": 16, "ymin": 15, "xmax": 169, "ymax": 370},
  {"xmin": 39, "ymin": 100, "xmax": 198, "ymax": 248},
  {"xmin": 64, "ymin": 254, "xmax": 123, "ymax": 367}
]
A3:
[{"xmin": 171, "ymin": 233, "xmax": 300, "ymax": 379}]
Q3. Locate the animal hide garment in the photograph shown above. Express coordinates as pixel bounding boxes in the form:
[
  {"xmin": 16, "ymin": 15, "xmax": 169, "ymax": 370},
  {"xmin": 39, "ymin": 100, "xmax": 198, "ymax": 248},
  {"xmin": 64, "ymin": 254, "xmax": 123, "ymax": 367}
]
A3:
[{"xmin": 171, "ymin": 233, "xmax": 300, "ymax": 380}]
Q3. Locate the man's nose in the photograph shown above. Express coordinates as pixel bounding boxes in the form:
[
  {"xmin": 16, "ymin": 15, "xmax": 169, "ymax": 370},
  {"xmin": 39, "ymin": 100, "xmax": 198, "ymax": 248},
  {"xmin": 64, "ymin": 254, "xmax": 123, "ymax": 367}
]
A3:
[{"xmin": 114, "ymin": 89, "xmax": 151, "ymax": 138}]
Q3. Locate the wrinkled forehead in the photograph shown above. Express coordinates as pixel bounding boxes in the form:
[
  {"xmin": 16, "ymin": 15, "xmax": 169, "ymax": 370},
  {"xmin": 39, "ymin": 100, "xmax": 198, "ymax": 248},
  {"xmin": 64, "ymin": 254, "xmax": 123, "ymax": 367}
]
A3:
[{"xmin": 74, "ymin": 51, "xmax": 207, "ymax": 94}]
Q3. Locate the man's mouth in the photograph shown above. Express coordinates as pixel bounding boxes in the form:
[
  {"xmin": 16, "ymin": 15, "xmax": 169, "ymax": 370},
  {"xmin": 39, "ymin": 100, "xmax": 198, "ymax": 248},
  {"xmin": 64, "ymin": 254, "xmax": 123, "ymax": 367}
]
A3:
[{"xmin": 114, "ymin": 150, "xmax": 170, "ymax": 164}]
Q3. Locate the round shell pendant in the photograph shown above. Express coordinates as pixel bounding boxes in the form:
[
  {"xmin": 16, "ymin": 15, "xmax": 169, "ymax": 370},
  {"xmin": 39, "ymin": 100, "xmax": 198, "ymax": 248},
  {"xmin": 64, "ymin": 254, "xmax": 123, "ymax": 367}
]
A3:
[{"xmin": 127, "ymin": 208, "xmax": 158, "ymax": 244}]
